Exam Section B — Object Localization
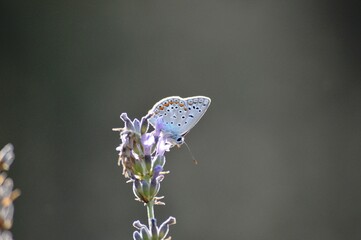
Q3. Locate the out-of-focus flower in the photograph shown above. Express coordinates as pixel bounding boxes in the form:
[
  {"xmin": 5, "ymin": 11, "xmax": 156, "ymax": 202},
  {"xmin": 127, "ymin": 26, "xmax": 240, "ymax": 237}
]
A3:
[
  {"xmin": 0, "ymin": 144, "xmax": 14, "ymax": 171},
  {"xmin": 0, "ymin": 230, "xmax": 12, "ymax": 240},
  {"xmin": 0, "ymin": 144, "xmax": 20, "ymax": 240}
]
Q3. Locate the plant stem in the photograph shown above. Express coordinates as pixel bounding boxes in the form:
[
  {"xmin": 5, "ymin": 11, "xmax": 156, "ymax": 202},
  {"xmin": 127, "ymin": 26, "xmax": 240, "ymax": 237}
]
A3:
[{"xmin": 146, "ymin": 200, "xmax": 155, "ymax": 229}]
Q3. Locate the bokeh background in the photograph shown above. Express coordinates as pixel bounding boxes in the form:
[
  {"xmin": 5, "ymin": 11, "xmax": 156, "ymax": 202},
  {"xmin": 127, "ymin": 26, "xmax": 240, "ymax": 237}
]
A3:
[{"xmin": 1, "ymin": 1, "xmax": 361, "ymax": 239}]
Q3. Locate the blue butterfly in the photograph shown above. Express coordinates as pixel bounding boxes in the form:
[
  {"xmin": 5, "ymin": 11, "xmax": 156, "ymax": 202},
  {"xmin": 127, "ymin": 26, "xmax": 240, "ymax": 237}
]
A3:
[{"xmin": 148, "ymin": 96, "xmax": 211, "ymax": 146}]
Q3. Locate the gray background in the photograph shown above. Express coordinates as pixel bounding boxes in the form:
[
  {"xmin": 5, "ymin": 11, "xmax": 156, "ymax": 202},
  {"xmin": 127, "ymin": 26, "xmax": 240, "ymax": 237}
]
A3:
[{"xmin": 1, "ymin": 0, "xmax": 361, "ymax": 239}]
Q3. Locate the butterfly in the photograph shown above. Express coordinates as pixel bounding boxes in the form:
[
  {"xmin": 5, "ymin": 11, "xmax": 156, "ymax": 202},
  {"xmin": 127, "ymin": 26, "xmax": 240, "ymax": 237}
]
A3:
[{"xmin": 148, "ymin": 96, "xmax": 211, "ymax": 146}]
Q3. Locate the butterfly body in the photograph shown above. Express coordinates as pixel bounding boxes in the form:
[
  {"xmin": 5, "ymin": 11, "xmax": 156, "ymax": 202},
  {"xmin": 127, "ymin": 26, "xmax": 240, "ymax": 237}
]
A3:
[{"xmin": 148, "ymin": 96, "xmax": 211, "ymax": 146}]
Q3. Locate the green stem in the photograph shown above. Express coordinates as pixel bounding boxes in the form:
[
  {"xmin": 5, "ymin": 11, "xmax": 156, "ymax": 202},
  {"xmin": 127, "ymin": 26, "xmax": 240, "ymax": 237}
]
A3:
[{"xmin": 146, "ymin": 200, "xmax": 155, "ymax": 229}]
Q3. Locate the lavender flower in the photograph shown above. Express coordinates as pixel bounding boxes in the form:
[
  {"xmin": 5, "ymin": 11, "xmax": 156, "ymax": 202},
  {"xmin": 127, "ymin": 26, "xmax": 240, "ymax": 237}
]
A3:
[
  {"xmin": 114, "ymin": 113, "xmax": 175, "ymax": 239},
  {"xmin": 0, "ymin": 144, "xmax": 20, "ymax": 240},
  {"xmin": 0, "ymin": 144, "xmax": 14, "ymax": 171},
  {"xmin": 0, "ymin": 231, "xmax": 12, "ymax": 240}
]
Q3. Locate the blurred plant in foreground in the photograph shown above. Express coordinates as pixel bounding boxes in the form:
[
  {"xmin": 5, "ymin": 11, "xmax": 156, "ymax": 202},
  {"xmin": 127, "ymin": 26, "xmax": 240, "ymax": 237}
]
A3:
[{"xmin": 0, "ymin": 144, "xmax": 20, "ymax": 240}]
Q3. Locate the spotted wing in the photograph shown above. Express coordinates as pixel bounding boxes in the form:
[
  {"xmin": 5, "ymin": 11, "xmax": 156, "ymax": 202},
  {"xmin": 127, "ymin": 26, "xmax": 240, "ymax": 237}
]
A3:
[{"xmin": 148, "ymin": 96, "xmax": 211, "ymax": 136}]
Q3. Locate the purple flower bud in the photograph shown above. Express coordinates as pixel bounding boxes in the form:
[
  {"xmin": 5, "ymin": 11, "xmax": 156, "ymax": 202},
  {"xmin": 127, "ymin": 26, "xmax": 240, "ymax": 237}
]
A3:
[
  {"xmin": 132, "ymin": 159, "xmax": 144, "ymax": 176},
  {"xmin": 151, "ymin": 218, "xmax": 158, "ymax": 237},
  {"xmin": 156, "ymin": 175, "xmax": 164, "ymax": 183},
  {"xmin": 133, "ymin": 118, "xmax": 141, "ymax": 133},
  {"xmin": 149, "ymin": 180, "xmax": 160, "ymax": 200},
  {"xmin": 141, "ymin": 134, "xmax": 155, "ymax": 156},
  {"xmin": 153, "ymin": 118, "xmax": 164, "ymax": 138},
  {"xmin": 149, "ymin": 165, "xmax": 163, "ymax": 197},
  {"xmin": 141, "ymin": 180, "xmax": 150, "ymax": 201},
  {"xmin": 133, "ymin": 220, "xmax": 147, "ymax": 230},
  {"xmin": 158, "ymin": 217, "xmax": 176, "ymax": 239},
  {"xmin": 140, "ymin": 115, "xmax": 150, "ymax": 135},
  {"xmin": 133, "ymin": 231, "xmax": 142, "ymax": 240},
  {"xmin": 140, "ymin": 227, "xmax": 151, "ymax": 240},
  {"xmin": 153, "ymin": 155, "xmax": 166, "ymax": 168},
  {"xmin": 152, "ymin": 165, "xmax": 163, "ymax": 179},
  {"xmin": 120, "ymin": 113, "xmax": 135, "ymax": 131},
  {"xmin": 133, "ymin": 180, "xmax": 143, "ymax": 201},
  {"xmin": 158, "ymin": 224, "xmax": 168, "ymax": 239},
  {"xmin": 144, "ymin": 155, "xmax": 152, "ymax": 172},
  {"xmin": 156, "ymin": 136, "xmax": 171, "ymax": 156}
]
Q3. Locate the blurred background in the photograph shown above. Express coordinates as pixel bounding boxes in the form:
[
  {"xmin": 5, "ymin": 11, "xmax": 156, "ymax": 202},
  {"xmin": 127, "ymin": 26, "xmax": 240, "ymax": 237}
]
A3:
[{"xmin": 1, "ymin": 0, "xmax": 361, "ymax": 239}]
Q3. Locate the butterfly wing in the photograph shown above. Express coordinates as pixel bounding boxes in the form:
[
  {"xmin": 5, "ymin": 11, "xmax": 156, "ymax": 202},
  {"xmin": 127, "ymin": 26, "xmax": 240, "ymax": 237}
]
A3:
[
  {"xmin": 177, "ymin": 96, "xmax": 211, "ymax": 136},
  {"xmin": 148, "ymin": 96, "xmax": 211, "ymax": 137}
]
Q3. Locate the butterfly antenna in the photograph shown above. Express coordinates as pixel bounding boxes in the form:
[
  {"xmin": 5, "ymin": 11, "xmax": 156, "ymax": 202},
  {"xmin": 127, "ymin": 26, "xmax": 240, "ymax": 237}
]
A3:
[{"xmin": 183, "ymin": 141, "xmax": 198, "ymax": 165}]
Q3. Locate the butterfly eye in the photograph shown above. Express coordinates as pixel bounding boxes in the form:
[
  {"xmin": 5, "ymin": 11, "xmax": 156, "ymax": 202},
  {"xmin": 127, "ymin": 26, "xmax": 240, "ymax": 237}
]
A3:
[{"xmin": 176, "ymin": 137, "xmax": 183, "ymax": 143}]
